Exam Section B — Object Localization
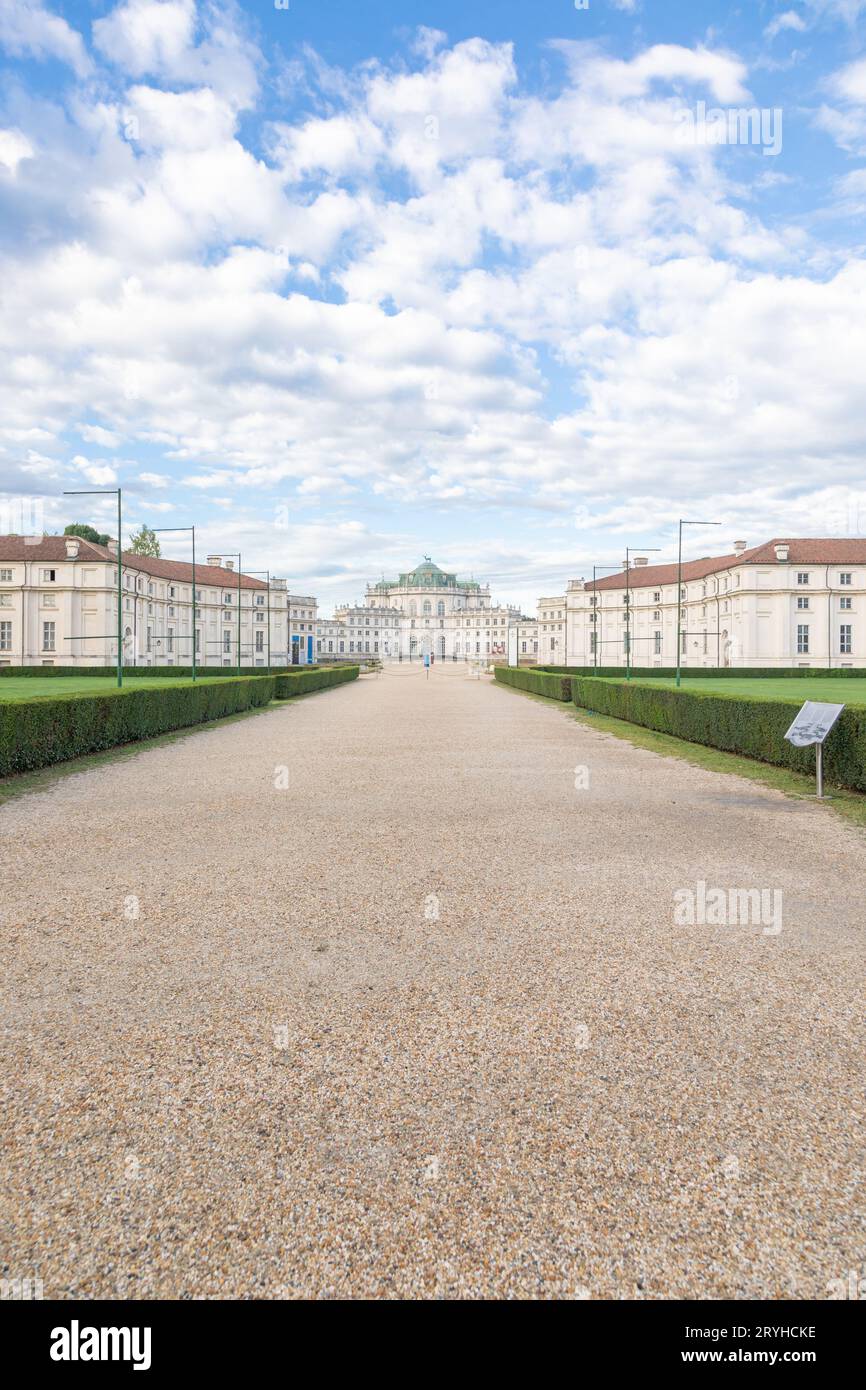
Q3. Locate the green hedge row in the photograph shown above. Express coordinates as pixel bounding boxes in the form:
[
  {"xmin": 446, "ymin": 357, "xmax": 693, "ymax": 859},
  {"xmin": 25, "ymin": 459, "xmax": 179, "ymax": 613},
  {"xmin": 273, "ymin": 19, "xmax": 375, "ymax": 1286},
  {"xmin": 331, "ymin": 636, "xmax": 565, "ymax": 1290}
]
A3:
[
  {"xmin": 0, "ymin": 676, "xmax": 276, "ymax": 776},
  {"xmin": 494, "ymin": 667, "xmax": 574, "ymax": 701},
  {"xmin": 571, "ymin": 677, "xmax": 866, "ymax": 793},
  {"xmin": 0, "ymin": 665, "xmax": 321, "ymax": 679},
  {"xmin": 536, "ymin": 665, "xmax": 866, "ymax": 679},
  {"xmin": 274, "ymin": 665, "xmax": 359, "ymax": 698}
]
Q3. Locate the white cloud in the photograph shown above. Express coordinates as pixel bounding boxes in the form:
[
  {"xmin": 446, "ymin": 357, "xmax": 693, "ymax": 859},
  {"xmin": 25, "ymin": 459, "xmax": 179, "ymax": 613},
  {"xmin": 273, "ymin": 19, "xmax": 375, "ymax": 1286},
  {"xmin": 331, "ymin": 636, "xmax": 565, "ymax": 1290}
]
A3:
[
  {"xmin": 0, "ymin": 127, "xmax": 33, "ymax": 174},
  {"xmin": 79, "ymin": 424, "xmax": 122, "ymax": 447},
  {"xmin": 94, "ymin": 0, "xmax": 259, "ymax": 107},
  {"xmin": 0, "ymin": 0, "xmax": 91, "ymax": 77},
  {"xmin": 764, "ymin": 11, "xmax": 808, "ymax": 39},
  {"xmin": 139, "ymin": 471, "xmax": 170, "ymax": 486},
  {"xmin": 72, "ymin": 456, "xmax": 118, "ymax": 485}
]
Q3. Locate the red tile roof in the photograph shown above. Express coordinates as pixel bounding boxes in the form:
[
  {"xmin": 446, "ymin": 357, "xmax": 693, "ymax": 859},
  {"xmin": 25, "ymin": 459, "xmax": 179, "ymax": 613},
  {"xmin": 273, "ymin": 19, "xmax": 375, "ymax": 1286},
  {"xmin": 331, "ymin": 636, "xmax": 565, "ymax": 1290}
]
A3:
[
  {"xmin": 0, "ymin": 536, "xmax": 267, "ymax": 589},
  {"xmin": 585, "ymin": 539, "xmax": 866, "ymax": 591}
]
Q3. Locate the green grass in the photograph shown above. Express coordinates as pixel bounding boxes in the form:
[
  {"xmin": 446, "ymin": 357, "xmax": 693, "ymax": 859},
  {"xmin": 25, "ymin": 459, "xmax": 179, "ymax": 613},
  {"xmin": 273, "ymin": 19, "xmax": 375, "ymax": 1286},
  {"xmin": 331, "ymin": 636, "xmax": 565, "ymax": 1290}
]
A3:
[
  {"xmin": 595, "ymin": 675, "xmax": 866, "ymax": 705},
  {"xmin": 0, "ymin": 675, "xmax": 229, "ymax": 701}
]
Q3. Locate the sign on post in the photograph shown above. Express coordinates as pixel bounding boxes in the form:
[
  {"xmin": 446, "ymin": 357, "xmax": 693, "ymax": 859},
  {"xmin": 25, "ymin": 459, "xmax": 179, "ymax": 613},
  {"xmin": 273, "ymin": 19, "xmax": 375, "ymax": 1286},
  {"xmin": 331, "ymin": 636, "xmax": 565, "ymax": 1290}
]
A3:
[
  {"xmin": 507, "ymin": 627, "xmax": 519, "ymax": 667},
  {"xmin": 784, "ymin": 701, "xmax": 845, "ymax": 799}
]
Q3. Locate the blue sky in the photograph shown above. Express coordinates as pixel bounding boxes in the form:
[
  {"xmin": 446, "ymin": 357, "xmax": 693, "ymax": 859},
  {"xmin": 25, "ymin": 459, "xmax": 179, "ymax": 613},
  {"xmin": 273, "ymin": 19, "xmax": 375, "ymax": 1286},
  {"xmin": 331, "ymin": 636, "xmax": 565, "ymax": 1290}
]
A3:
[{"xmin": 2, "ymin": 1, "xmax": 866, "ymax": 613}]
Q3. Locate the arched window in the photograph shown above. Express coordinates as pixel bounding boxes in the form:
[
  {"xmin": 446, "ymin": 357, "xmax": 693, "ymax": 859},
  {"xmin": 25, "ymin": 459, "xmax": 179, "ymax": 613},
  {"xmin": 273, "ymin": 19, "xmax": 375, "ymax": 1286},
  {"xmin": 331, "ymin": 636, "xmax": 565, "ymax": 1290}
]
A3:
[
  {"xmin": 423, "ymin": 600, "xmax": 431, "ymax": 615},
  {"xmin": 437, "ymin": 600, "xmax": 445, "ymax": 616}
]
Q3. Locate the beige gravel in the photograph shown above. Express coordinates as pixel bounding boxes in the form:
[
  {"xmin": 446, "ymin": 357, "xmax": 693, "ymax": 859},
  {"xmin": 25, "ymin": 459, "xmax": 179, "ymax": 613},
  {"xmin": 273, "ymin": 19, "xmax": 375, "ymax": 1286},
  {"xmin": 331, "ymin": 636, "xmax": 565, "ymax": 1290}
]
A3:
[{"xmin": 1, "ymin": 661, "xmax": 864, "ymax": 1299}]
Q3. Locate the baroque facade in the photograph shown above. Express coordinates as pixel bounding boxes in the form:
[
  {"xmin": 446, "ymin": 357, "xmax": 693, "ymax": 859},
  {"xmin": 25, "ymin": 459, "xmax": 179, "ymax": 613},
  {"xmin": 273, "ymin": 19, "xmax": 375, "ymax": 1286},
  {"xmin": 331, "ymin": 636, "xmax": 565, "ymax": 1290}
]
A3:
[
  {"xmin": 545, "ymin": 539, "xmax": 866, "ymax": 669},
  {"xmin": 318, "ymin": 559, "xmax": 521, "ymax": 661},
  {"xmin": 0, "ymin": 535, "xmax": 317, "ymax": 667}
]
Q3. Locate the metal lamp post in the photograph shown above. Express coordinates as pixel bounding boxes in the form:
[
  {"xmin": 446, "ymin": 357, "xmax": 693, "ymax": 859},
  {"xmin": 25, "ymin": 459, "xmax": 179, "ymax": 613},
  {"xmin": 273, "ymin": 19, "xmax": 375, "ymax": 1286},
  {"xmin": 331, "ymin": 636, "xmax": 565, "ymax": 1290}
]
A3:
[
  {"xmin": 150, "ymin": 525, "xmax": 197, "ymax": 680},
  {"xmin": 63, "ymin": 488, "xmax": 123, "ymax": 687},
  {"xmin": 624, "ymin": 545, "xmax": 661, "ymax": 681},
  {"xmin": 675, "ymin": 520, "xmax": 722, "ymax": 688}
]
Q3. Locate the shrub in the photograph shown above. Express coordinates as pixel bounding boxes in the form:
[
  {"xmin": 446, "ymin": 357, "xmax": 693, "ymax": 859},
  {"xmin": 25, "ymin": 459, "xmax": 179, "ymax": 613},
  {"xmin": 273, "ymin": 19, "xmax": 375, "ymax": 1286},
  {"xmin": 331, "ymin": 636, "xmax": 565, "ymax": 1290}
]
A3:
[
  {"xmin": 274, "ymin": 665, "xmax": 360, "ymax": 698},
  {"xmin": 535, "ymin": 665, "xmax": 866, "ymax": 680},
  {"xmin": 494, "ymin": 667, "xmax": 573, "ymax": 701},
  {"xmin": 571, "ymin": 676, "xmax": 866, "ymax": 793},
  {"xmin": 0, "ymin": 676, "xmax": 276, "ymax": 776}
]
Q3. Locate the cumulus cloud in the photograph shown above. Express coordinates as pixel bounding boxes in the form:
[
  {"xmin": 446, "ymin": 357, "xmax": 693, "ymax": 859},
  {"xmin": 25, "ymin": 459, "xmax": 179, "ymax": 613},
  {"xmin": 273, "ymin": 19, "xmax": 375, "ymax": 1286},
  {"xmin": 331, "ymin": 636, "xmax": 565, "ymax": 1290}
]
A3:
[
  {"xmin": 2, "ymin": 6, "xmax": 866, "ymax": 603},
  {"xmin": 0, "ymin": 0, "xmax": 91, "ymax": 76}
]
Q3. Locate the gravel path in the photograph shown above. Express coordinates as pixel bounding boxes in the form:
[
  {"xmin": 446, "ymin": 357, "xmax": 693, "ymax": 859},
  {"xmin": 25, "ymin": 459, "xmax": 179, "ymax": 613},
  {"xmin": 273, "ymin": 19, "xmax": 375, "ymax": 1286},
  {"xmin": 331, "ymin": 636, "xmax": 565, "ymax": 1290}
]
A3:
[{"xmin": 1, "ymin": 662, "xmax": 864, "ymax": 1299}]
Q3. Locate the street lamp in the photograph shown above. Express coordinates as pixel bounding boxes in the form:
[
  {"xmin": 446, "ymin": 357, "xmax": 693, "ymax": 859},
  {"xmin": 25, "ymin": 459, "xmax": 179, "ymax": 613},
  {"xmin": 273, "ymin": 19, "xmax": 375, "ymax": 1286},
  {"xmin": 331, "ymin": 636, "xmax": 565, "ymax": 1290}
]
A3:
[
  {"xmin": 676, "ymin": 519, "xmax": 722, "ymax": 688},
  {"xmin": 150, "ymin": 525, "xmax": 197, "ymax": 680},
  {"xmin": 624, "ymin": 545, "xmax": 661, "ymax": 681},
  {"xmin": 63, "ymin": 487, "xmax": 123, "ymax": 687}
]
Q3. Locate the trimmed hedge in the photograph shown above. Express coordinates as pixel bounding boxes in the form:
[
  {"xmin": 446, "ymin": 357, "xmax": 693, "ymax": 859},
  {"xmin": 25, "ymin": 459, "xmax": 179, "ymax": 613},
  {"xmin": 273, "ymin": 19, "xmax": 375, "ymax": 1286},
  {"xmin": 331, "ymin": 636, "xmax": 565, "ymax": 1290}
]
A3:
[
  {"xmin": 0, "ymin": 676, "xmax": 276, "ymax": 776},
  {"xmin": 536, "ymin": 665, "xmax": 866, "ymax": 679},
  {"xmin": 494, "ymin": 667, "xmax": 573, "ymax": 701},
  {"xmin": 0, "ymin": 665, "xmax": 321, "ymax": 679},
  {"xmin": 571, "ymin": 676, "xmax": 866, "ymax": 793},
  {"xmin": 274, "ymin": 665, "xmax": 359, "ymax": 698}
]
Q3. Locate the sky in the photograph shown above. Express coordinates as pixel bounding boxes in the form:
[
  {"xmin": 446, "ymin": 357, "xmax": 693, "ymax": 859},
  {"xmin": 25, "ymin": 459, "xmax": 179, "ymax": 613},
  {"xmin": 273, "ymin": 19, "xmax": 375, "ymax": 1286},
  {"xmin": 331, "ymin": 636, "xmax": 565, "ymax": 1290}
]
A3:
[{"xmin": 2, "ymin": 2, "xmax": 866, "ymax": 614}]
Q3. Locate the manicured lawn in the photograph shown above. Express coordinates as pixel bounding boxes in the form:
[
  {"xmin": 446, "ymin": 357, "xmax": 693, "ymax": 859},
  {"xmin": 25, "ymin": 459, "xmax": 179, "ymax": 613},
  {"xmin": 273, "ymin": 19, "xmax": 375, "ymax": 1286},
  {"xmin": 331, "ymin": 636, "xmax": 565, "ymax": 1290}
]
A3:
[
  {"xmin": 594, "ymin": 676, "xmax": 866, "ymax": 705},
  {"xmin": 0, "ymin": 676, "xmax": 232, "ymax": 701}
]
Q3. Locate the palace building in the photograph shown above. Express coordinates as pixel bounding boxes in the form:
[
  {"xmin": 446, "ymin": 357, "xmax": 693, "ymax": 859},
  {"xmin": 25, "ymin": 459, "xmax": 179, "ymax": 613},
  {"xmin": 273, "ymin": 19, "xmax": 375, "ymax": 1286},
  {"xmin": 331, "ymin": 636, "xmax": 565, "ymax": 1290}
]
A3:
[
  {"xmin": 318, "ymin": 558, "xmax": 521, "ymax": 661},
  {"xmin": 545, "ymin": 539, "xmax": 866, "ymax": 670},
  {"xmin": 0, "ymin": 535, "xmax": 317, "ymax": 668}
]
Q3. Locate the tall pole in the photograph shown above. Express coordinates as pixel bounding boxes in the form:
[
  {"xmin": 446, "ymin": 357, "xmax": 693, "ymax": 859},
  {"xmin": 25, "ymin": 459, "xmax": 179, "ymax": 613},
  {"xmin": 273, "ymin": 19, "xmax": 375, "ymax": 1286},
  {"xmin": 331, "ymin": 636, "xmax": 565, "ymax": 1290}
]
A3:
[
  {"xmin": 117, "ymin": 489, "xmax": 122, "ymax": 686},
  {"xmin": 63, "ymin": 487, "xmax": 123, "ymax": 687},
  {"xmin": 675, "ymin": 520, "xmax": 722, "ymax": 688},
  {"xmin": 237, "ymin": 555, "xmax": 242, "ymax": 674},
  {"xmin": 150, "ymin": 525, "xmax": 197, "ymax": 680},
  {"xmin": 624, "ymin": 545, "xmax": 660, "ymax": 681}
]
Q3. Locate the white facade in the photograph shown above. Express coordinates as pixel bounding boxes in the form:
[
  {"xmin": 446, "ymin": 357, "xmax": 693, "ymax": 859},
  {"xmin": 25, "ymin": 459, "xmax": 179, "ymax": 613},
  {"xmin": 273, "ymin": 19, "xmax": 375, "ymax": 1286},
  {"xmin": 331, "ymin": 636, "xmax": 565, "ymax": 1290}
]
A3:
[
  {"xmin": 557, "ymin": 539, "xmax": 866, "ymax": 669},
  {"xmin": 0, "ymin": 536, "xmax": 317, "ymax": 668},
  {"xmin": 320, "ymin": 559, "xmax": 521, "ymax": 661}
]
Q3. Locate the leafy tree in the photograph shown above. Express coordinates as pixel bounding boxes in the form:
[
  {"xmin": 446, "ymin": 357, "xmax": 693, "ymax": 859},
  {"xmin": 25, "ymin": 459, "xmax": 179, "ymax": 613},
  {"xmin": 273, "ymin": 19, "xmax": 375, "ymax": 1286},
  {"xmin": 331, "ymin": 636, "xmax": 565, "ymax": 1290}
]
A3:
[
  {"xmin": 64, "ymin": 522, "xmax": 112, "ymax": 546},
  {"xmin": 127, "ymin": 524, "xmax": 161, "ymax": 557}
]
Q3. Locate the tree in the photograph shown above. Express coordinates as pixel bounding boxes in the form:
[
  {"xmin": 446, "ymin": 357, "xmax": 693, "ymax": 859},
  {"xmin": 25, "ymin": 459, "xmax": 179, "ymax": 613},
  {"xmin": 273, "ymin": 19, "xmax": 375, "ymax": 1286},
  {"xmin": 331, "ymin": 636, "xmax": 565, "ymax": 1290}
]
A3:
[
  {"xmin": 127, "ymin": 524, "xmax": 161, "ymax": 557},
  {"xmin": 64, "ymin": 522, "xmax": 112, "ymax": 547}
]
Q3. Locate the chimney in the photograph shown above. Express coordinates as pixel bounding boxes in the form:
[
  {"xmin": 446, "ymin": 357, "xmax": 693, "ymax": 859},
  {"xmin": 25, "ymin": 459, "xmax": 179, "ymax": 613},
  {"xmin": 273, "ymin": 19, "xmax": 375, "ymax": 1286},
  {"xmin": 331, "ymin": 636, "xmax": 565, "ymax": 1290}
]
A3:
[
  {"xmin": 774, "ymin": 543, "xmax": 789, "ymax": 562},
  {"xmin": 633, "ymin": 556, "xmax": 649, "ymax": 567},
  {"xmin": 107, "ymin": 539, "xmax": 117, "ymax": 556},
  {"xmin": 65, "ymin": 538, "xmax": 80, "ymax": 559},
  {"xmin": 733, "ymin": 540, "xmax": 747, "ymax": 555},
  {"xmin": 206, "ymin": 555, "xmax": 222, "ymax": 567},
  {"xmin": 224, "ymin": 559, "xmax": 234, "ymax": 572}
]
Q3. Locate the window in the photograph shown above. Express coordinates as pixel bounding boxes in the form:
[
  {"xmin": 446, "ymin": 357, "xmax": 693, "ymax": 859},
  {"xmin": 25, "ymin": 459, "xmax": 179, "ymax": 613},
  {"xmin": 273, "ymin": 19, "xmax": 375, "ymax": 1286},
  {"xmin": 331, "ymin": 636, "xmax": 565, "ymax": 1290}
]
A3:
[
  {"xmin": 654, "ymin": 631, "xmax": 662, "ymax": 655},
  {"xmin": 147, "ymin": 627, "xmax": 152, "ymax": 653},
  {"xmin": 195, "ymin": 629, "xmax": 201, "ymax": 653},
  {"xmin": 42, "ymin": 620, "xmax": 56, "ymax": 651},
  {"xmin": 681, "ymin": 630, "xmax": 686, "ymax": 654},
  {"xmin": 0, "ymin": 621, "xmax": 11, "ymax": 650},
  {"xmin": 169, "ymin": 586, "xmax": 176, "ymax": 598},
  {"xmin": 40, "ymin": 568, "xmax": 56, "ymax": 583},
  {"xmin": 256, "ymin": 593, "xmax": 265, "ymax": 605},
  {"xmin": 840, "ymin": 572, "xmax": 852, "ymax": 586},
  {"xmin": 255, "ymin": 611, "xmax": 264, "ymax": 622},
  {"xmin": 840, "ymin": 624, "xmax": 853, "ymax": 655},
  {"xmin": 0, "ymin": 569, "xmax": 12, "ymax": 582},
  {"xmin": 255, "ymin": 631, "xmax": 264, "ymax": 652},
  {"xmin": 796, "ymin": 572, "xmax": 809, "ymax": 586},
  {"xmin": 41, "ymin": 592, "xmax": 56, "ymax": 607},
  {"xmin": 797, "ymin": 624, "xmax": 809, "ymax": 654},
  {"xmin": 223, "ymin": 631, "xmax": 231, "ymax": 653},
  {"xmin": 223, "ymin": 592, "xmax": 233, "ymax": 604},
  {"xmin": 841, "ymin": 595, "xmax": 852, "ymax": 610},
  {"xmin": 653, "ymin": 591, "xmax": 660, "ymax": 603},
  {"xmin": 167, "ymin": 628, "xmax": 174, "ymax": 654},
  {"xmin": 797, "ymin": 596, "xmax": 809, "ymax": 610}
]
